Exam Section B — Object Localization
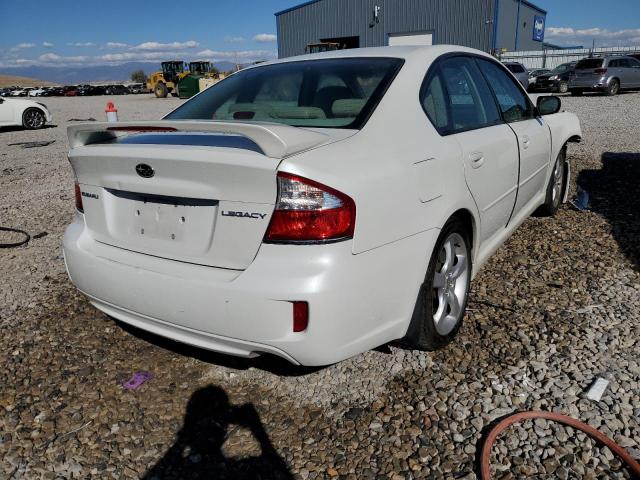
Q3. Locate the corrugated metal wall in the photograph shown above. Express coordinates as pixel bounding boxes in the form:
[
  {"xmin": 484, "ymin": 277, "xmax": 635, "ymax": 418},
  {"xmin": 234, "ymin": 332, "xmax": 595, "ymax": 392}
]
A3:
[
  {"xmin": 496, "ymin": 0, "xmax": 546, "ymax": 52},
  {"xmin": 276, "ymin": 0, "xmax": 496, "ymax": 58}
]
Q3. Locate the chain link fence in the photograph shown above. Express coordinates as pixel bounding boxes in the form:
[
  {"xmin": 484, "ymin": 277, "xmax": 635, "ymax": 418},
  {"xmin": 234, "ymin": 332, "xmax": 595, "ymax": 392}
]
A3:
[{"xmin": 498, "ymin": 46, "xmax": 640, "ymax": 69}]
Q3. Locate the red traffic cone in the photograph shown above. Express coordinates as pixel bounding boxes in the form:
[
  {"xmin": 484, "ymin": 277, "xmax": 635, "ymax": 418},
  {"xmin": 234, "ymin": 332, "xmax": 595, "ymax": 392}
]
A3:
[{"xmin": 105, "ymin": 102, "xmax": 118, "ymax": 122}]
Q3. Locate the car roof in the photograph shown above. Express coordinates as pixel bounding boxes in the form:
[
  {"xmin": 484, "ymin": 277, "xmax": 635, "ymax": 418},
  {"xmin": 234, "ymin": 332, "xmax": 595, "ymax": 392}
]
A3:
[{"xmin": 249, "ymin": 45, "xmax": 495, "ymax": 68}]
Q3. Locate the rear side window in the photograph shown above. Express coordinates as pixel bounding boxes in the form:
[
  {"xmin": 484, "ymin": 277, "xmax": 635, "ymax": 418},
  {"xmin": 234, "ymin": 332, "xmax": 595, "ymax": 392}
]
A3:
[
  {"xmin": 476, "ymin": 59, "xmax": 532, "ymax": 123},
  {"xmin": 506, "ymin": 64, "xmax": 525, "ymax": 73},
  {"xmin": 421, "ymin": 56, "xmax": 502, "ymax": 135},
  {"xmin": 576, "ymin": 59, "xmax": 604, "ymax": 69},
  {"xmin": 165, "ymin": 58, "xmax": 404, "ymax": 129}
]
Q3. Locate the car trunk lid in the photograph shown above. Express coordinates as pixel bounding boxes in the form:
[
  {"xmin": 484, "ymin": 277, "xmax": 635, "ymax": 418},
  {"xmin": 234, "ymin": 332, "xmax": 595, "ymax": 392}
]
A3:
[{"xmin": 68, "ymin": 121, "xmax": 336, "ymax": 270}]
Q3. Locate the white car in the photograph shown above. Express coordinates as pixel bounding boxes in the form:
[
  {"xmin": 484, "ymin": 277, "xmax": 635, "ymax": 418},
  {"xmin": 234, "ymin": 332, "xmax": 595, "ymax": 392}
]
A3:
[
  {"xmin": 0, "ymin": 97, "xmax": 52, "ymax": 129},
  {"xmin": 63, "ymin": 45, "xmax": 581, "ymax": 366},
  {"xmin": 28, "ymin": 88, "xmax": 46, "ymax": 97}
]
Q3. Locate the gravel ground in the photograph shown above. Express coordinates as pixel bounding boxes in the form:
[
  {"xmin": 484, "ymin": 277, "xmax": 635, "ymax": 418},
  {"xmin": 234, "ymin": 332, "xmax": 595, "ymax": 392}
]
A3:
[{"xmin": 1, "ymin": 93, "xmax": 639, "ymax": 479}]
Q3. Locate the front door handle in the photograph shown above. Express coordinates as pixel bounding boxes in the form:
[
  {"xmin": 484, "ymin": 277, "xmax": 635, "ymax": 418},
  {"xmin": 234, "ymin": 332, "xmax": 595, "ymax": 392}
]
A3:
[
  {"xmin": 522, "ymin": 135, "xmax": 531, "ymax": 149},
  {"xmin": 469, "ymin": 152, "xmax": 485, "ymax": 169}
]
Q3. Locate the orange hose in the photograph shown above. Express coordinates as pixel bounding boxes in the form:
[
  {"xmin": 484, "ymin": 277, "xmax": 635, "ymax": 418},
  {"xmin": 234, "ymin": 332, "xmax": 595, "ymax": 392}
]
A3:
[{"xmin": 479, "ymin": 411, "xmax": 640, "ymax": 479}]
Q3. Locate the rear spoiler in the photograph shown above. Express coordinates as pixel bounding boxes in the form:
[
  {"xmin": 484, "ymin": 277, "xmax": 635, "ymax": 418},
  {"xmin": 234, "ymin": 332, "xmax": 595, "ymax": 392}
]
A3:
[{"xmin": 67, "ymin": 120, "xmax": 329, "ymax": 159}]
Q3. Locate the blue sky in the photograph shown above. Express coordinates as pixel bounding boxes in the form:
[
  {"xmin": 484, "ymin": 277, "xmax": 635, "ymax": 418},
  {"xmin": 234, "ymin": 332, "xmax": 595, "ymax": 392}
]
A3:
[{"xmin": 1, "ymin": 0, "xmax": 638, "ymax": 68}]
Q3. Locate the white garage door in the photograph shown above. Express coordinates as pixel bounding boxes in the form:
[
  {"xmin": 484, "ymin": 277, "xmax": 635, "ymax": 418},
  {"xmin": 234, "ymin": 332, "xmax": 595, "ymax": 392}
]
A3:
[{"xmin": 388, "ymin": 32, "xmax": 433, "ymax": 46}]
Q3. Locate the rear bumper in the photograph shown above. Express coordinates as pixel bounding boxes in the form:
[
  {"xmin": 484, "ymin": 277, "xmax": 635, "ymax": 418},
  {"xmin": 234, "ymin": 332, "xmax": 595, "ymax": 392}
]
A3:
[{"xmin": 63, "ymin": 214, "xmax": 437, "ymax": 365}]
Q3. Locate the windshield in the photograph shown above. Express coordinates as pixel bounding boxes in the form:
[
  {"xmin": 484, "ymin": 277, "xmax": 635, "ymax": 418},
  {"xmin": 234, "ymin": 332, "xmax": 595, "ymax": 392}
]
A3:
[
  {"xmin": 551, "ymin": 64, "xmax": 571, "ymax": 74},
  {"xmin": 165, "ymin": 57, "xmax": 404, "ymax": 129}
]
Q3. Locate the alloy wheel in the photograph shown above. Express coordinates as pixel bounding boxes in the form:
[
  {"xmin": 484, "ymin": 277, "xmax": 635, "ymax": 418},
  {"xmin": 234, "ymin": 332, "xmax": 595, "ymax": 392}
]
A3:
[
  {"xmin": 24, "ymin": 110, "xmax": 44, "ymax": 129},
  {"xmin": 431, "ymin": 232, "xmax": 469, "ymax": 336}
]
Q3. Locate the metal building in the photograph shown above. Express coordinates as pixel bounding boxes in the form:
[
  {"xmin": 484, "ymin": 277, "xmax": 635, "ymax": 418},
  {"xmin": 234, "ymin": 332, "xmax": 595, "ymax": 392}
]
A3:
[{"xmin": 275, "ymin": 0, "xmax": 547, "ymax": 58}]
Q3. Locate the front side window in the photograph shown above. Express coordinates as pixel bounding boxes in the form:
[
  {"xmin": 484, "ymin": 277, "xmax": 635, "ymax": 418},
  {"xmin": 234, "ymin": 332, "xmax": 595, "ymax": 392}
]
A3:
[
  {"xmin": 476, "ymin": 59, "xmax": 533, "ymax": 123},
  {"xmin": 165, "ymin": 58, "xmax": 404, "ymax": 129}
]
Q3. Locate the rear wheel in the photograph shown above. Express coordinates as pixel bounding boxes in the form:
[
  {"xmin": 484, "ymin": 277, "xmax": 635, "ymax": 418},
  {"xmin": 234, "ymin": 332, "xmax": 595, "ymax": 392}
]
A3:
[
  {"xmin": 22, "ymin": 108, "xmax": 45, "ymax": 130},
  {"xmin": 404, "ymin": 218, "xmax": 471, "ymax": 350},
  {"xmin": 537, "ymin": 148, "xmax": 566, "ymax": 216},
  {"xmin": 558, "ymin": 81, "xmax": 568, "ymax": 94},
  {"xmin": 154, "ymin": 82, "xmax": 168, "ymax": 98},
  {"xmin": 606, "ymin": 79, "xmax": 620, "ymax": 96}
]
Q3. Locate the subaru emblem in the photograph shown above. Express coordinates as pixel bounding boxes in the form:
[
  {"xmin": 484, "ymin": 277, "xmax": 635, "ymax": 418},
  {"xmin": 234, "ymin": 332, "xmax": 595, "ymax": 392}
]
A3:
[{"xmin": 135, "ymin": 163, "xmax": 154, "ymax": 178}]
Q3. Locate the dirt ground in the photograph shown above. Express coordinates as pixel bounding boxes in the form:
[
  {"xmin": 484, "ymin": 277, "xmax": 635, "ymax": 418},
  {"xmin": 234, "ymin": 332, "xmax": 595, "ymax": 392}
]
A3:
[{"xmin": 1, "ymin": 93, "xmax": 639, "ymax": 479}]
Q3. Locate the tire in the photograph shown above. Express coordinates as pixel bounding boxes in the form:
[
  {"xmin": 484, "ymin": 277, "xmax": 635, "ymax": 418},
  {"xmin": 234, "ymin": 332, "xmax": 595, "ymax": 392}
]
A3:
[
  {"xmin": 154, "ymin": 82, "xmax": 168, "ymax": 98},
  {"xmin": 558, "ymin": 81, "xmax": 568, "ymax": 94},
  {"xmin": 537, "ymin": 148, "xmax": 567, "ymax": 217},
  {"xmin": 606, "ymin": 79, "xmax": 620, "ymax": 96},
  {"xmin": 570, "ymin": 89, "xmax": 583, "ymax": 96},
  {"xmin": 22, "ymin": 108, "xmax": 45, "ymax": 130},
  {"xmin": 404, "ymin": 218, "xmax": 471, "ymax": 350}
]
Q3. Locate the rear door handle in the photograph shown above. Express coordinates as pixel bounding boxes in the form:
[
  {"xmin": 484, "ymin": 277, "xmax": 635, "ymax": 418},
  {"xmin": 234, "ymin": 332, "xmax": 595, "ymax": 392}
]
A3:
[
  {"xmin": 522, "ymin": 135, "xmax": 531, "ymax": 149},
  {"xmin": 469, "ymin": 152, "xmax": 485, "ymax": 169}
]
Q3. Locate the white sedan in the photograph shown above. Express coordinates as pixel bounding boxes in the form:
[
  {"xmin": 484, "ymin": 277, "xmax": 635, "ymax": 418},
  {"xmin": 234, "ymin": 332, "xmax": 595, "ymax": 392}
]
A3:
[
  {"xmin": 0, "ymin": 97, "xmax": 52, "ymax": 129},
  {"xmin": 63, "ymin": 45, "xmax": 581, "ymax": 365}
]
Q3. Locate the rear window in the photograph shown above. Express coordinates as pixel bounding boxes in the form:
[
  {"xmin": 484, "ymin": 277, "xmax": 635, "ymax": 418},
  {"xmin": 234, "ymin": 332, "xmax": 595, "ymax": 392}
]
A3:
[
  {"xmin": 165, "ymin": 58, "xmax": 404, "ymax": 129},
  {"xmin": 505, "ymin": 64, "xmax": 525, "ymax": 73},
  {"xmin": 576, "ymin": 59, "xmax": 604, "ymax": 69}
]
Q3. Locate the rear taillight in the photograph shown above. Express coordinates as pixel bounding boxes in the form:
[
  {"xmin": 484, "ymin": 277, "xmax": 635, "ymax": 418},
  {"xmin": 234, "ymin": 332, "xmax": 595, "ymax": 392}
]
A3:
[
  {"xmin": 74, "ymin": 182, "xmax": 84, "ymax": 213},
  {"xmin": 264, "ymin": 172, "xmax": 356, "ymax": 243},
  {"xmin": 594, "ymin": 68, "xmax": 608, "ymax": 75}
]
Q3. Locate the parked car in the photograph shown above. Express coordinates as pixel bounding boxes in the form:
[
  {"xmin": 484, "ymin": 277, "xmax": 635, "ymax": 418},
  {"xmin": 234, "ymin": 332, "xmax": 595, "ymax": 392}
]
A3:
[
  {"xmin": 10, "ymin": 87, "xmax": 34, "ymax": 97},
  {"xmin": 0, "ymin": 97, "xmax": 52, "ymax": 129},
  {"xmin": 527, "ymin": 68, "xmax": 551, "ymax": 86},
  {"xmin": 28, "ymin": 87, "xmax": 47, "ymax": 97},
  {"xmin": 502, "ymin": 62, "xmax": 529, "ymax": 88},
  {"xmin": 529, "ymin": 62, "xmax": 576, "ymax": 93},
  {"xmin": 628, "ymin": 52, "xmax": 640, "ymax": 62},
  {"xmin": 569, "ymin": 56, "xmax": 640, "ymax": 96},
  {"xmin": 105, "ymin": 84, "xmax": 129, "ymax": 95},
  {"xmin": 127, "ymin": 83, "xmax": 147, "ymax": 94},
  {"xmin": 63, "ymin": 45, "xmax": 582, "ymax": 366},
  {"xmin": 63, "ymin": 86, "xmax": 78, "ymax": 96}
]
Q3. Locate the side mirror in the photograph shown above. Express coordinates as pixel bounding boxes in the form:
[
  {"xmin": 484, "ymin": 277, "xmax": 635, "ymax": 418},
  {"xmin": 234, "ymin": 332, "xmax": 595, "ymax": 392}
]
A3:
[{"xmin": 537, "ymin": 95, "xmax": 561, "ymax": 116}]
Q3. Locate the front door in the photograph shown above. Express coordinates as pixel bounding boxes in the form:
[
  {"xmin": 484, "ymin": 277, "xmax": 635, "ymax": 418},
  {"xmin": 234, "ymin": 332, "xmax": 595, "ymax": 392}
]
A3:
[{"xmin": 476, "ymin": 58, "xmax": 552, "ymax": 216}]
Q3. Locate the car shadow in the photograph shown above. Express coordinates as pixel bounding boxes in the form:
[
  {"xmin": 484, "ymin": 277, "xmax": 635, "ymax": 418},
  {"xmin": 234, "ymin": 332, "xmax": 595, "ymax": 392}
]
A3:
[
  {"xmin": 143, "ymin": 385, "xmax": 294, "ymax": 480},
  {"xmin": 114, "ymin": 319, "xmax": 323, "ymax": 377},
  {"xmin": 0, "ymin": 124, "xmax": 58, "ymax": 133},
  {"xmin": 577, "ymin": 152, "xmax": 640, "ymax": 270}
]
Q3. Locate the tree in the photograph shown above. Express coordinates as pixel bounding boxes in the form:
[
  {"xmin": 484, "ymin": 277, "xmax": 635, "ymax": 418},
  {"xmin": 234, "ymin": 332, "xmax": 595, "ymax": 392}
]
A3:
[{"xmin": 130, "ymin": 70, "xmax": 147, "ymax": 83}]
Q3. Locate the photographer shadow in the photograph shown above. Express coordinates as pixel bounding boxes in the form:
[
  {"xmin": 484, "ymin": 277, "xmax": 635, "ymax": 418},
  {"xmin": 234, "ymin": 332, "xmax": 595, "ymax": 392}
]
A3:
[
  {"xmin": 577, "ymin": 152, "xmax": 640, "ymax": 271},
  {"xmin": 144, "ymin": 385, "xmax": 293, "ymax": 480}
]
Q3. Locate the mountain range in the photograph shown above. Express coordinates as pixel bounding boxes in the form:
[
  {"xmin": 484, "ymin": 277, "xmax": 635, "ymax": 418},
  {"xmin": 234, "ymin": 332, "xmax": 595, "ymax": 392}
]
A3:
[{"xmin": 0, "ymin": 61, "xmax": 237, "ymax": 85}]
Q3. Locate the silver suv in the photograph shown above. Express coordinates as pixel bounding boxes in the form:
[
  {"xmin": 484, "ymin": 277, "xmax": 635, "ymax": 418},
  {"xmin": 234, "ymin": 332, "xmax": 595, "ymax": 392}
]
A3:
[
  {"xmin": 569, "ymin": 56, "xmax": 640, "ymax": 96},
  {"xmin": 502, "ymin": 62, "xmax": 529, "ymax": 88}
]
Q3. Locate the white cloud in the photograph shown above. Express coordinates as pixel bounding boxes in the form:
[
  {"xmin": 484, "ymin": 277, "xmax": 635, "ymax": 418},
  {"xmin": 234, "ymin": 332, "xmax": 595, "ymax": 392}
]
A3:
[
  {"xmin": 39, "ymin": 53, "xmax": 89, "ymax": 63},
  {"xmin": 9, "ymin": 43, "xmax": 36, "ymax": 51},
  {"xmin": 131, "ymin": 40, "xmax": 199, "ymax": 51},
  {"xmin": 546, "ymin": 27, "xmax": 640, "ymax": 47},
  {"xmin": 68, "ymin": 42, "xmax": 96, "ymax": 47},
  {"xmin": 196, "ymin": 49, "xmax": 276, "ymax": 62},
  {"xmin": 42, "ymin": 42, "xmax": 54, "ymax": 48},
  {"xmin": 253, "ymin": 33, "xmax": 277, "ymax": 43},
  {"xmin": 224, "ymin": 36, "xmax": 246, "ymax": 43},
  {"xmin": 105, "ymin": 42, "xmax": 130, "ymax": 48}
]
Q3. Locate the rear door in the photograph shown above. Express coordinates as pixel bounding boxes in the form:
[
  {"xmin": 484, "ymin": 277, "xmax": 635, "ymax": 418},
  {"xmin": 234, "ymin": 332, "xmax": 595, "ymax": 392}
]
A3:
[
  {"xmin": 477, "ymin": 58, "xmax": 551, "ymax": 216},
  {"xmin": 629, "ymin": 58, "xmax": 640, "ymax": 87},
  {"xmin": 423, "ymin": 56, "xmax": 519, "ymax": 243}
]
